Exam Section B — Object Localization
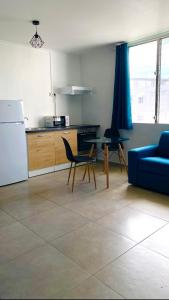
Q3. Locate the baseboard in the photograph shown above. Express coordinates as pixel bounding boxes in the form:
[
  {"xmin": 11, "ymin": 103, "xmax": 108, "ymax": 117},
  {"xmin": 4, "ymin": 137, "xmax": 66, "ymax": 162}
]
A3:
[{"xmin": 28, "ymin": 162, "xmax": 86, "ymax": 177}]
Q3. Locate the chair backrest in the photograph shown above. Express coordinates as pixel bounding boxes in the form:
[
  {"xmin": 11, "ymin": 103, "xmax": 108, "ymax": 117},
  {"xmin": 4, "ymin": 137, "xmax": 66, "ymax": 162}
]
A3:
[
  {"xmin": 104, "ymin": 128, "xmax": 123, "ymax": 150},
  {"xmin": 158, "ymin": 131, "xmax": 169, "ymax": 158},
  {"xmin": 104, "ymin": 128, "xmax": 120, "ymax": 138},
  {"xmin": 62, "ymin": 137, "xmax": 75, "ymax": 162}
]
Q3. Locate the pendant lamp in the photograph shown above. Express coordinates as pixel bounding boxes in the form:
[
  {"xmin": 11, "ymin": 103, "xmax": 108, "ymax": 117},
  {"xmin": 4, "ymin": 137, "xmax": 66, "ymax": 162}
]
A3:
[{"xmin": 29, "ymin": 20, "xmax": 44, "ymax": 48}]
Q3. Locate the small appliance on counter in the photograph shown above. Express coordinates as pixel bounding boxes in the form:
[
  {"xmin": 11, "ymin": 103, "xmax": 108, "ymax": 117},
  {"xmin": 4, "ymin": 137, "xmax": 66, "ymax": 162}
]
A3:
[{"xmin": 44, "ymin": 115, "xmax": 70, "ymax": 127}]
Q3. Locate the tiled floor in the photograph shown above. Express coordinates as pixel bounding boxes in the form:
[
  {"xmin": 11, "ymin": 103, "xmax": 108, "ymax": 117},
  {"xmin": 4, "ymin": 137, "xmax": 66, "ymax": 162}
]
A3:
[{"xmin": 0, "ymin": 163, "xmax": 169, "ymax": 299}]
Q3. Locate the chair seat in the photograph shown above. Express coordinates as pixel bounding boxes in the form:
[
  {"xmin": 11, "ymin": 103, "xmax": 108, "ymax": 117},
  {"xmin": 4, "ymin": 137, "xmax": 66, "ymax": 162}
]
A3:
[
  {"xmin": 139, "ymin": 156, "xmax": 169, "ymax": 176},
  {"xmin": 74, "ymin": 155, "xmax": 94, "ymax": 163}
]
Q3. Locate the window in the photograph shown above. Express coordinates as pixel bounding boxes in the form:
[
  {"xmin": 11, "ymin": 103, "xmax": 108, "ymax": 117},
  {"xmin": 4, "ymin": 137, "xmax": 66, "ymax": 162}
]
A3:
[
  {"xmin": 129, "ymin": 37, "xmax": 169, "ymax": 124},
  {"xmin": 159, "ymin": 38, "xmax": 169, "ymax": 123}
]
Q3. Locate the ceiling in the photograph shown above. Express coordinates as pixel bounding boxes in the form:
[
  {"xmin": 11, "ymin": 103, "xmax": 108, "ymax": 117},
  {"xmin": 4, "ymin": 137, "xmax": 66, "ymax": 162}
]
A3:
[{"xmin": 0, "ymin": 0, "xmax": 169, "ymax": 53}]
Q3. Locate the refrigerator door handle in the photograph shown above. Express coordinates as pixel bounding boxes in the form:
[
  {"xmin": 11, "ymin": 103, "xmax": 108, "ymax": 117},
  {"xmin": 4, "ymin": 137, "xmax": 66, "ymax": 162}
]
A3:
[{"xmin": 0, "ymin": 121, "xmax": 24, "ymax": 125}]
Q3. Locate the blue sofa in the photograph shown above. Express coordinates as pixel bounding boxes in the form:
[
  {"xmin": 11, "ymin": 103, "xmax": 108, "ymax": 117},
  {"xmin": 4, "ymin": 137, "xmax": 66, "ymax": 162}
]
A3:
[{"xmin": 128, "ymin": 131, "xmax": 169, "ymax": 195}]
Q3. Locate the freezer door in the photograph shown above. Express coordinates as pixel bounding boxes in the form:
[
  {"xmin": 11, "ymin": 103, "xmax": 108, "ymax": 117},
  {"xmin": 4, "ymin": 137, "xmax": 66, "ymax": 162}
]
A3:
[
  {"xmin": 0, "ymin": 100, "xmax": 24, "ymax": 122},
  {"xmin": 0, "ymin": 122, "xmax": 28, "ymax": 186}
]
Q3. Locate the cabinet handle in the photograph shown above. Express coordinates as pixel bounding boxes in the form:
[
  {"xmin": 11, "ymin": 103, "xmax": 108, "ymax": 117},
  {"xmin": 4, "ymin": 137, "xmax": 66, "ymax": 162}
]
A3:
[
  {"xmin": 37, "ymin": 134, "xmax": 46, "ymax": 137},
  {"xmin": 63, "ymin": 131, "xmax": 70, "ymax": 134}
]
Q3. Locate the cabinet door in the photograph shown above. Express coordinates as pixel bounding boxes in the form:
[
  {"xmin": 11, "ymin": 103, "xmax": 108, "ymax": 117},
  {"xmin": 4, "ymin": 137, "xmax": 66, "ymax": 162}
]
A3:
[
  {"xmin": 54, "ymin": 130, "xmax": 77, "ymax": 164},
  {"xmin": 27, "ymin": 132, "xmax": 55, "ymax": 170}
]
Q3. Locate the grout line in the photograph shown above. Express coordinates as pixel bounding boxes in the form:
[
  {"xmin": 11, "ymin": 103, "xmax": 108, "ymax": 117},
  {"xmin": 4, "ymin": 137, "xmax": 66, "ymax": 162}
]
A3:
[
  {"xmin": 20, "ymin": 216, "xmax": 92, "ymax": 245},
  {"xmin": 92, "ymin": 274, "xmax": 126, "ymax": 299},
  {"xmin": 93, "ymin": 222, "xmax": 169, "ymax": 277},
  {"xmin": 60, "ymin": 273, "xmax": 125, "ymax": 299},
  {"xmin": 0, "ymin": 221, "xmax": 92, "ymax": 269},
  {"xmin": 0, "ymin": 202, "xmax": 60, "ymax": 223},
  {"xmin": 0, "ymin": 242, "xmax": 48, "ymax": 267},
  {"xmin": 126, "ymin": 202, "xmax": 169, "ymax": 222},
  {"xmin": 93, "ymin": 242, "xmax": 140, "ymax": 278},
  {"xmin": 50, "ymin": 231, "xmax": 135, "ymax": 297}
]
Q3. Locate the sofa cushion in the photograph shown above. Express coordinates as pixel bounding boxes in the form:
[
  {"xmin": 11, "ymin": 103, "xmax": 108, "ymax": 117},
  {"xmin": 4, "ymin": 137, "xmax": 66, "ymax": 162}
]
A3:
[
  {"xmin": 158, "ymin": 131, "xmax": 169, "ymax": 158},
  {"xmin": 139, "ymin": 156, "xmax": 169, "ymax": 176}
]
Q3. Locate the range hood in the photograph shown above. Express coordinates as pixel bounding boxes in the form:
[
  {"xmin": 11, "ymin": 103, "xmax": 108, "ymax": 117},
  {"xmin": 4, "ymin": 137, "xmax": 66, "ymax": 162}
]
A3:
[{"xmin": 56, "ymin": 86, "xmax": 92, "ymax": 95}]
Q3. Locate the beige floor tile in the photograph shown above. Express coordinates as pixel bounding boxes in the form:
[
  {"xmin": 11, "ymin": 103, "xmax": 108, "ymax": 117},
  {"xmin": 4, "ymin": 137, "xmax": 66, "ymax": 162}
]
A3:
[
  {"xmin": 27, "ymin": 178, "xmax": 62, "ymax": 194},
  {"xmin": 141, "ymin": 223, "xmax": 169, "ymax": 258},
  {"xmin": 0, "ymin": 222, "xmax": 44, "ymax": 264},
  {"xmin": 96, "ymin": 245, "xmax": 169, "ymax": 299},
  {"xmin": 0, "ymin": 184, "xmax": 37, "ymax": 202},
  {"xmin": 0, "ymin": 244, "xmax": 90, "ymax": 299},
  {"xmin": 97, "ymin": 206, "xmax": 166, "ymax": 242},
  {"xmin": 61, "ymin": 276, "xmax": 123, "ymax": 299},
  {"xmin": 0, "ymin": 209, "xmax": 15, "ymax": 228},
  {"xmin": 21, "ymin": 206, "xmax": 89, "ymax": 241},
  {"xmin": 0, "ymin": 194, "xmax": 56, "ymax": 220},
  {"xmin": 51, "ymin": 222, "xmax": 135, "ymax": 274},
  {"xmin": 63, "ymin": 198, "xmax": 111, "ymax": 220},
  {"xmin": 129, "ymin": 195, "xmax": 169, "ymax": 221},
  {"xmin": 1, "ymin": 164, "xmax": 169, "ymax": 299},
  {"xmin": 95, "ymin": 185, "xmax": 132, "ymax": 201},
  {"xmin": 63, "ymin": 194, "xmax": 131, "ymax": 221},
  {"xmin": 26, "ymin": 184, "xmax": 55, "ymax": 195},
  {"xmin": 112, "ymin": 182, "xmax": 147, "ymax": 200},
  {"xmin": 38, "ymin": 183, "xmax": 93, "ymax": 206}
]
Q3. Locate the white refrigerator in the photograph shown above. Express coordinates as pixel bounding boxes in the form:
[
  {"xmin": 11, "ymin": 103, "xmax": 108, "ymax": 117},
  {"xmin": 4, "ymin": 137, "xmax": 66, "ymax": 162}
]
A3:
[{"xmin": 0, "ymin": 100, "xmax": 28, "ymax": 186}]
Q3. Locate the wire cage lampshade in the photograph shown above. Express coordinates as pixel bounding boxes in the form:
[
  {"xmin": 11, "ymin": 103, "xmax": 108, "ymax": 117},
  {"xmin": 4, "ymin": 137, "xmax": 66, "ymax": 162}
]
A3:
[{"xmin": 29, "ymin": 20, "xmax": 44, "ymax": 48}]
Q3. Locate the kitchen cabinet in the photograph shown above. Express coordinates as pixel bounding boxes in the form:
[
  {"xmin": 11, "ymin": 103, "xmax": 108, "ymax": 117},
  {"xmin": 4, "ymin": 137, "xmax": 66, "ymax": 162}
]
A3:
[
  {"xmin": 55, "ymin": 130, "xmax": 77, "ymax": 164},
  {"xmin": 27, "ymin": 132, "xmax": 55, "ymax": 171},
  {"xmin": 27, "ymin": 129, "xmax": 77, "ymax": 173}
]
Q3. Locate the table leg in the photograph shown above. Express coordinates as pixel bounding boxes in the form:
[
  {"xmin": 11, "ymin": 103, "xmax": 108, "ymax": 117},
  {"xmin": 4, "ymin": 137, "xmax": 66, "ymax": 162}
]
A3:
[
  {"xmin": 118, "ymin": 143, "xmax": 128, "ymax": 173},
  {"xmin": 117, "ymin": 150, "xmax": 123, "ymax": 172},
  {"xmin": 103, "ymin": 148, "xmax": 106, "ymax": 173},
  {"xmin": 104, "ymin": 144, "xmax": 109, "ymax": 188}
]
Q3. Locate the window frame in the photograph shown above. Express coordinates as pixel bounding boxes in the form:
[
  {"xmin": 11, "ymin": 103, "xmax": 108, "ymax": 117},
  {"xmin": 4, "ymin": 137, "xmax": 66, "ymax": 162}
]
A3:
[{"xmin": 129, "ymin": 37, "xmax": 168, "ymax": 124}]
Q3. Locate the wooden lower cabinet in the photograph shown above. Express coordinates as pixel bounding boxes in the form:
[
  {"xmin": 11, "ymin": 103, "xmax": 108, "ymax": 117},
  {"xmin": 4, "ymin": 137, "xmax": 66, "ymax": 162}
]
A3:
[
  {"xmin": 27, "ymin": 129, "xmax": 77, "ymax": 172},
  {"xmin": 55, "ymin": 130, "xmax": 77, "ymax": 164}
]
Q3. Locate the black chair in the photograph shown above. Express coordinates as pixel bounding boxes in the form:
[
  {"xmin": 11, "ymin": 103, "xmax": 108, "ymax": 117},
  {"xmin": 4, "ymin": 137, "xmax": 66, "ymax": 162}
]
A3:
[
  {"xmin": 102, "ymin": 128, "xmax": 124, "ymax": 171},
  {"xmin": 62, "ymin": 137, "xmax": 96, "ymax": 192}
]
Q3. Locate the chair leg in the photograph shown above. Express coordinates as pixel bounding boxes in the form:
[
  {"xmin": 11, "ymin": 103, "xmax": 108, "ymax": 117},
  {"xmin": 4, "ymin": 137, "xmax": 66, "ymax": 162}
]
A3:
[
  {"xmin": 82, "ymin": 164, "xmax": 87, "ymax": 181},
  {"xmin": 67, "ymin": 162, "xmax": 73, "ymax": 184},
  {"xmin": 72, "ymin": 163, "xmax": 76, "ymax": 192},
  {"xmin": 118, "ymin": 144, "xmax": 128, "ymax": 173},
  {"xmin": 87, "ymin": 163, "xmax": 90, "ymax": 182},
  {"xmin": 91, "ymin": 162, "xmax": 97, "ymax": 189}
]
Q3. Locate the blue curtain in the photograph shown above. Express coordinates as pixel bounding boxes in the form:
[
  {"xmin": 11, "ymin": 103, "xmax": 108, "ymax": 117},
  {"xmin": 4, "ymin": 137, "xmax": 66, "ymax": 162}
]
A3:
[{"xmin": 111, "ymin": 43, "xmax": 133, "ymax": 130}]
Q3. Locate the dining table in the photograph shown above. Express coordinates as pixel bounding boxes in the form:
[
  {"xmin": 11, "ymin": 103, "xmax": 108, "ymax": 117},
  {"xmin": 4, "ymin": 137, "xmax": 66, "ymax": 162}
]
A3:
[{"xmin": 84, "ymin": 136, "xmax": 129, "ymax": 188}]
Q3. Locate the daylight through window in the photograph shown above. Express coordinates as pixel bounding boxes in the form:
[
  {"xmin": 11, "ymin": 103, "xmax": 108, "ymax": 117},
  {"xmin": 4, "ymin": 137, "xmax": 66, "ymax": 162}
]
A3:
[{"xmin": 129, "ymin": 37, "xmax": 169, "ymax": 124}]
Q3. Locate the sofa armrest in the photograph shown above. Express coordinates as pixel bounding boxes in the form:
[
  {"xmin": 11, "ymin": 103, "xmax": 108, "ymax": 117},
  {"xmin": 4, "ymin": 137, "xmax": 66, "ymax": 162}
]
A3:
[
  {"xmin": 129, "ymin": 145, "xmax": 158, "ymax": 158},
  {"xmin": 128, "ymin": 145, "xmax": 158, "ymax": 184}
]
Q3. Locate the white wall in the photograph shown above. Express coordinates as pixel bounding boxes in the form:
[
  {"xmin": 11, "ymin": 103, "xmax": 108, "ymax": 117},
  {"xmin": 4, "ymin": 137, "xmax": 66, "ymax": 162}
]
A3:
[
  {"xmin": 0, "ymin": 40, "xmax": 82, "ymax": 127},
  {"xmin": 81, "ymin": 45, "xmax": 115, "ymax": 134},
  {"xmin": 80, "ymin": 45, "xmax": 169, "ymax": 162},
  {"xmin": 1, "ymin": 38, "xmax": 169, "ymax": 152},
  {"xmin": 51, "ymin": 50, "xmax": 82, "ymax": 125},
  {"xmin": 0, "ymin": 41, "xmax": 52, "ymax": 127},
  {"xmin": 121, "ymin": 123, "xmax": 169, "ymax": 160}
]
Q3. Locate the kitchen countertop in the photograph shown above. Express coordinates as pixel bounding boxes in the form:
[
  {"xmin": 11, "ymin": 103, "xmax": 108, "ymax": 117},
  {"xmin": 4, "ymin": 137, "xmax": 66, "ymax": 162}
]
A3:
[{"xmin": 26, "ymin": 124, "xmax": 100, "ymax": 133}]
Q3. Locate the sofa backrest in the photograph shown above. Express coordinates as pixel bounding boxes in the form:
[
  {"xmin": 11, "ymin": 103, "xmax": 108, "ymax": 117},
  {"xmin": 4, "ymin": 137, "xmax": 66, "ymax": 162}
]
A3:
[{"xmin": 158, "ymin": 131, "xmax": 169, "ymax": 158}]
